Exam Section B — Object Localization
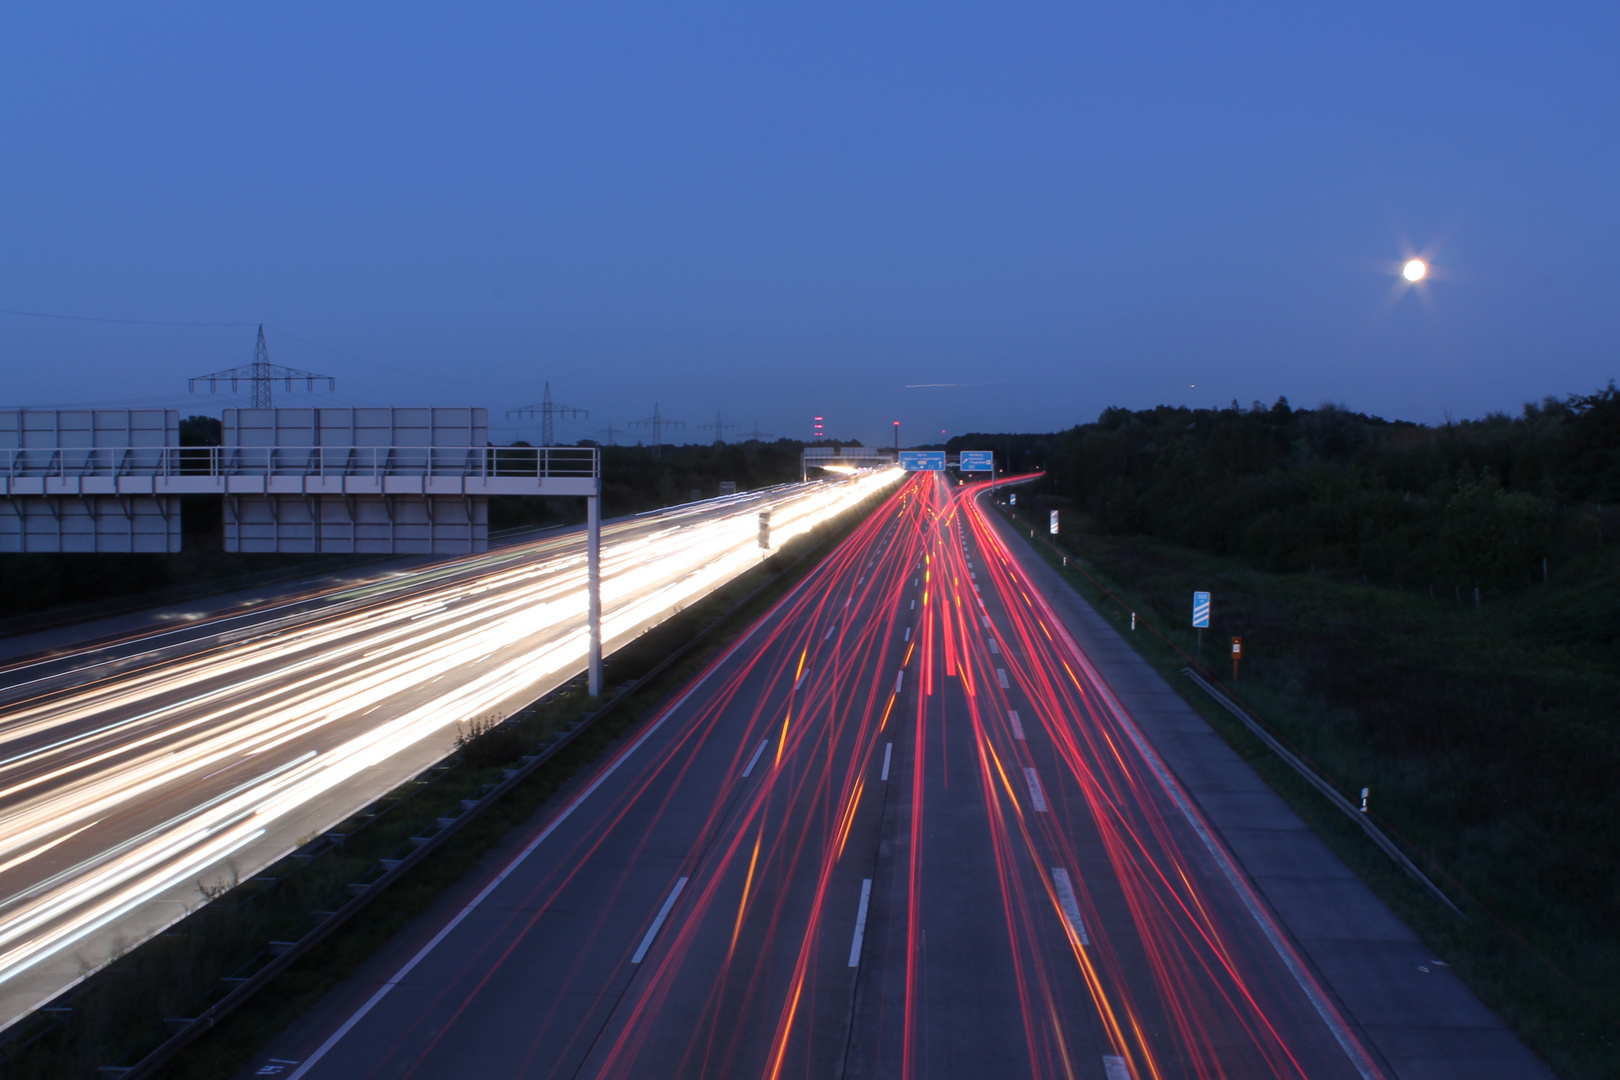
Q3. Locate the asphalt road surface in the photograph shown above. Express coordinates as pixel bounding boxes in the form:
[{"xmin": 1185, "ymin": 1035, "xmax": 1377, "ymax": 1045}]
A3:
[
  {"xmin": 0, "ymin": 473, "xmax": 895, "ymax": 1034},
  {"xmin": 256, "ymin": 472, "xmax": 1380, "ymax": 1080}
]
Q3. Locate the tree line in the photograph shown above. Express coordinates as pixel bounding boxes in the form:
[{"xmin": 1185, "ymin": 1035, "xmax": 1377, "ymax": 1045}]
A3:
[{"xmin": 1031, "ymin": 384, "xmax": 1619, "ymax": 592}]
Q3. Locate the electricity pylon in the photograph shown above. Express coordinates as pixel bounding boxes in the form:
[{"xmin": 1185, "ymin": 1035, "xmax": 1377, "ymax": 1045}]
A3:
[
  {"xmin": 698, "ymin": 410, "xmax": 740, "ymax": 445},
  {"xmin": 508, "ymin": 383, "xmax": 587, "ymax": 446},
  {"xmin": 189, "ymin": 324, "xmax": 334, "ymax": 409},
  {"xmin": 630, "ymin": 403, "xmax": 686, "ymax": 456}
]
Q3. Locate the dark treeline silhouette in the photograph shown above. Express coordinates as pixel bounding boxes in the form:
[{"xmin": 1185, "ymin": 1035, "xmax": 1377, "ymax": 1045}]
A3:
[{"xmin": 1037, "ymin": 385, "xmax": 1620, "ymax": 591}]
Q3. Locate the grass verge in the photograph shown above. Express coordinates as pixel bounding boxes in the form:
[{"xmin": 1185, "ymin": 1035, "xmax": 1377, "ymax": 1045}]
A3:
[
  {"xmin": 994, "ymin": 499, "xmax": 1618, "ymax": 1079},
  {"xmin": 0, "ymin": 482, "xmax": 893, "ymax": 1080}
]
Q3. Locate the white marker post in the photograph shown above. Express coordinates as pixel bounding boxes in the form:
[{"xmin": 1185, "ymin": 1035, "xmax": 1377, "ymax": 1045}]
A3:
[{"xmin": 1049, "ymin": 510, "xmax": 1059, "ymax": 536}]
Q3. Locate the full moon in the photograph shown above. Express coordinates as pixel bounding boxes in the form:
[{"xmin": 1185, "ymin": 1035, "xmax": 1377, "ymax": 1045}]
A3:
[{"xmin": 1403, "ymin": 258, "xmax": 1428, "ymax": 282}]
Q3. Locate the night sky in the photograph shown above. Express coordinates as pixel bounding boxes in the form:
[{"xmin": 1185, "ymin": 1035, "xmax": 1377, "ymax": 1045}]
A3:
[{"xmin": 1, "ymin": 4, "xmax": 1615, "ymax": 446}]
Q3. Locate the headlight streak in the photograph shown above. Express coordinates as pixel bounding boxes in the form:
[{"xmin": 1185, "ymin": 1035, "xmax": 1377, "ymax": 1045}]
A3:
[{"xmin": 0, "ymin": 473, "xmax": 900, "ymax": 1022}]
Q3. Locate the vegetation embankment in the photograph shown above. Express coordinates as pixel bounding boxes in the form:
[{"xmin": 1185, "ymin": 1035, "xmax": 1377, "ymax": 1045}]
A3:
[
  {"xmin": 0, "ymin": 478, "xmax": 891, "ymax": 1080},
  {"xmin": 1007, "ymin": 385, "xmax": 1620, "ymax": 1078}
]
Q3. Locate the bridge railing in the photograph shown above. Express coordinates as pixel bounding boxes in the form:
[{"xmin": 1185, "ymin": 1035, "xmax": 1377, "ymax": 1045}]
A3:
[{"xmin": 0, "ymin": 445, "xmax": 599, "ymax": 480}]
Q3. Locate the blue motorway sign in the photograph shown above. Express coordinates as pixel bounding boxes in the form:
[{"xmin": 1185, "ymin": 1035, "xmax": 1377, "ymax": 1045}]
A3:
[
  {"xmin": 1192, "ymin": 591, "xmax": 1211, "ymax": 628},
  {"xmin": 958, "ymin": 450, "xmax": 994, "ymax": 472},
  {"xmin": 899, "ymin": 451, "xmax": 946, "ymax": 471}
]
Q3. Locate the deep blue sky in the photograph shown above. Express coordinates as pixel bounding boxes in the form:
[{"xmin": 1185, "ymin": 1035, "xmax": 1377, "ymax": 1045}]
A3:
[{"xmin": 2, "ymin": 4, "xmax": 1615, "ymax": 446}]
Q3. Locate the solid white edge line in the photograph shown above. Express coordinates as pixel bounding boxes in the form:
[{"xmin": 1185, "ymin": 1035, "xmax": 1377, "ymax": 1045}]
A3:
[
  {"xmin": 285, "ymin": 601, "xmax": 775, "ymax": 1080},
  {"xmin": 742, "ymin": 738, "xmax": 769, "ymax": 778},
  {"xmin": 847, "ymin": 878, "xmax": 873, "ymax": 967},
  {"xmin": 984, "ymin": 494, "xmax": 1386, "ymax": 1080},
  {"xmin": 881, "ymin": 742, "xmax": 893, "ymax": 781},
  {"xmin": 1009, "ymin": 709, "xmax": 1025, "ymax": 740},
  {"xmin": 631, "ymin": 876, "xmax": 689, "ymax": 964},
  {"xmin": 1023, "ymin": 766, "xmax": 1048, "ymax": 812},
  {"xmin": 1050, "ymin": 867, "xmax": 1090, "ymax": 945}
]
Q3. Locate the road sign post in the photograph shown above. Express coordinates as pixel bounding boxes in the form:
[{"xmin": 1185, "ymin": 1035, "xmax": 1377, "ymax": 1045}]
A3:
[
  {"xmin": 1193, "ymin": 590, "xmax": 1210, "ymax": 657},
  {"xmin": 1231, "ymin": 635, "xmax": 1242, "ymax": 682}
]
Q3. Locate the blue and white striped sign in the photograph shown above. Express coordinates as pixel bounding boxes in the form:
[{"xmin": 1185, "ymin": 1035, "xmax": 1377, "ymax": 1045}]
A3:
[{"xmin": 1192, "ymin": 591, "xmax": 1211, "ymax": 628}]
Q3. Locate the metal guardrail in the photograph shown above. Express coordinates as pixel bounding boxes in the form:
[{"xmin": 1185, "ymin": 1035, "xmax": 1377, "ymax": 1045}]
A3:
[
  {"xmin": 1180, "ymin": 667, "xmax": 1465, "ymax": 918},
  {"xmin": 0, "ymin": 445, "xmax": 598, "ymax": 481}
]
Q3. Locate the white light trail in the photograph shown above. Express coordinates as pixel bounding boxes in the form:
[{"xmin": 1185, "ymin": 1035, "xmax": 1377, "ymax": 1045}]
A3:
[{"xmin": 0, "ymin": 470, "xmax": 900, "ymax": 1026}]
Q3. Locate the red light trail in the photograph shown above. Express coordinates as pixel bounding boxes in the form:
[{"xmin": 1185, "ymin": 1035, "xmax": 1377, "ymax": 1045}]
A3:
[{"xmin": 283, "ymin": 472, "xmax": 1380, "ymax": 1080}]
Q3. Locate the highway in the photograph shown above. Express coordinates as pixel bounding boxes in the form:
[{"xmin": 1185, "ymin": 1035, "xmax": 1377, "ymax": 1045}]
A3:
[
  {"xmin": 0, "ymin": 472, "xmax": 899, "ymax": 1035},
  {"xmin": 254, "ymin": 472, "xmax": 1382, "ymax": 1080}
]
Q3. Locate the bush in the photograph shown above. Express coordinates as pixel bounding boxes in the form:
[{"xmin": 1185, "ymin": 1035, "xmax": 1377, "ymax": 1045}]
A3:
[{"xmin": 454, "ymin": 715, "xmax": 528, "ymax": 768}]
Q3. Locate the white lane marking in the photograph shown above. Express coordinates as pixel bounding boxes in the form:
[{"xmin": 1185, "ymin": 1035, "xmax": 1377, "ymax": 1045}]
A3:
[
  {"xmin": 910, "ymin": 600, "xmax": 915, "ymax": 610},
  {"xmin": 632, "ymin": 877, "xmax": 689, "ymax": 963},
  {"xmin": 881, "ymin": 742, "xmax": 893, "ymax": 781},
  {"xmin": 1103, "ymin": 1056, "xmax": 1130, "ymax": 1080},
  {"xmin": 903, "ymin": 626, "xmax": 911, "ymax": 642},
  {"xmin": 988, "ymin": 638, "xmax": 999, "ymax": 654},
  {"xmin": 1051, "ymin": 868, "xmax": 1090, "ymax": 944},
  {"xmin": 283, "ymin": 609, "xmax": 769, "ymax": 1080},
  {"xmin": 913, "ymin": 578, "xmax": 918, "ymax": 586},
  {"xmin": 848, "ymin": 879, "xmax": 873, "ymax": 966},
  {"xmin": 845, "ymin": 597, "xmax": 852, "ymax": 607},
  {"xmin": 795, "ymin": 669, "xmax": 808, "ymax": 690},
  {"xmin": 742, "ymin": 738, "xmax": 769, "ymax": 777},
  {"xmin": 1009, "ymin": 710, "xmax": 1025, "ymax": 740},
  {"xmin": 823, "ymin": 623, "xmax": 837, "ymax": 641},
  {"xmin": 1023, "ymin": 767, "xmax": 1048, "ymax": 812},
  {"xmin": 996, "ymin": 668, "xmax": 1009, "ymax": 688},
  {"xmin": 981, "ymin": 615, "xmax": 990, "ymax": 628},
  {"xmin": 970, "ymin": 572, "xmax": 976, "ymax": 580},
  {"xmin": 894, "ymin": 670, "xmax": 904, "ymax": 693}
]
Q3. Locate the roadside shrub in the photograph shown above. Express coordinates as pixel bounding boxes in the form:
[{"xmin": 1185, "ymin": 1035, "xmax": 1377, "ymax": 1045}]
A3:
[{"xmin": 454, "ymin": 715, "xmax": 528, "ymax": 768}]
